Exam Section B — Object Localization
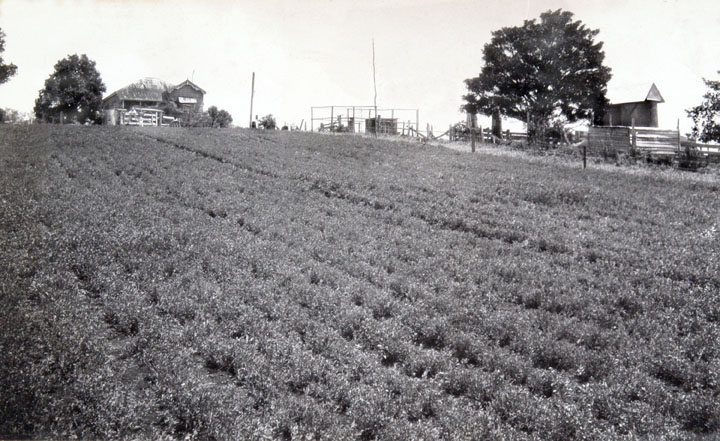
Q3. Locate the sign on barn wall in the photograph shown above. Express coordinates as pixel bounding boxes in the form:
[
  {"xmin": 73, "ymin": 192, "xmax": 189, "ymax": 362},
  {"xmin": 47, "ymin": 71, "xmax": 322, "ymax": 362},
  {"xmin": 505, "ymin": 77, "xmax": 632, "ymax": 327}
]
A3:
[{"xmin": 178, "ymin": 97, "xmax": 197, "ymax": 104}]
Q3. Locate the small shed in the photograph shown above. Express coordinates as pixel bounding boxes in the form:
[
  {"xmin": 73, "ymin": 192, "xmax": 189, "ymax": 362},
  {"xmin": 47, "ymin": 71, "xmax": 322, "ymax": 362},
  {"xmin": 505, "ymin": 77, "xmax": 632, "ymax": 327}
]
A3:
[
  {"xmin": 365, "ymin": 117, "xmax": 398, "ymax": 135},
  {"xmin": 602, "ymin": 82, "xmax": 664, "ymax": 127}
]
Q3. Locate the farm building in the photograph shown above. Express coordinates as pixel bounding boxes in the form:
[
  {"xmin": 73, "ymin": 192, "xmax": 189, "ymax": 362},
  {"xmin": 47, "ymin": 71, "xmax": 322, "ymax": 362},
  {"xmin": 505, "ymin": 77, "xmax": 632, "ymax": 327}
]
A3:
[
  {"xmin": 601, "ymin": 82, "xmax": 664, "ymax": 127},
  {"xmin": 102, "ymin": 78, "xmax": 206, "ymax": 126}
]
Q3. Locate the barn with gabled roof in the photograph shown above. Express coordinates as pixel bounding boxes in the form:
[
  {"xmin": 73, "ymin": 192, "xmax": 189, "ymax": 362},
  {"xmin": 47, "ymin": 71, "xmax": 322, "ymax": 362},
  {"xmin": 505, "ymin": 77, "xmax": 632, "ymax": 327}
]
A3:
[
  {"xmin": 167, "ymin": 80, "xmax": 206, "ymax": 114},
  {"xmin": 101, "ymin": 78, "xmax": 169, "ymax": 111},
  {"xmin": 601, "ymin": 82, "xmax": 664, "ymax": 127}
]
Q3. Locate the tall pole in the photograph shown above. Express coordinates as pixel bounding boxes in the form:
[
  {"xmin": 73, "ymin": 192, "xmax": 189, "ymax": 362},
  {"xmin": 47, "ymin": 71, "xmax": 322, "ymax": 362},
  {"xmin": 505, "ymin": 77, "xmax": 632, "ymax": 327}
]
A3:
[
  {"xmin": 372, "ymin": 38, "xmax": 378, "ymax": 136},
  {"xmin": 249, "ymin": 72, "xmax": 255, "ymax": 128}
]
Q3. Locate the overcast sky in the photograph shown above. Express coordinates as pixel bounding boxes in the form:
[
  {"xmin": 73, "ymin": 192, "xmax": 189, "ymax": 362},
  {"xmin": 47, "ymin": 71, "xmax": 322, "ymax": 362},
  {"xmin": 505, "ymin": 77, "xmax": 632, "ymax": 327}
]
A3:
[{"xmin": 1, "ymin": 0, "xmax": 719, "ymax": 133}]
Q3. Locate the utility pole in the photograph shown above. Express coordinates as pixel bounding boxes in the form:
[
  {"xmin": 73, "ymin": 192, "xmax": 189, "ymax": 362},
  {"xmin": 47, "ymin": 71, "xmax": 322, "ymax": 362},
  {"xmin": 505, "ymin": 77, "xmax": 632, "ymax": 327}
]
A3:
[
  {"xmin": 372, "ymin": 39, "xmax": 378, "ymax": 137},
  {"xmin": 249, "ymin": 72, "xmax": 255, "ymax": 128}
]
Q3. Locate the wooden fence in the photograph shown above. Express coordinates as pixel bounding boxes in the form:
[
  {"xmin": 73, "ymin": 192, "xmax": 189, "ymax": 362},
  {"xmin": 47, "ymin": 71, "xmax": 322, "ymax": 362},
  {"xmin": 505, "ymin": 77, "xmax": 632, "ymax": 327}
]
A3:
[
  {"xmin": 634, "ymin": 128, "xmax": 680, "ymax": 155},
  {"xmin": 587, "ymin": 126, "xmax": 680, "ymax": 156}
]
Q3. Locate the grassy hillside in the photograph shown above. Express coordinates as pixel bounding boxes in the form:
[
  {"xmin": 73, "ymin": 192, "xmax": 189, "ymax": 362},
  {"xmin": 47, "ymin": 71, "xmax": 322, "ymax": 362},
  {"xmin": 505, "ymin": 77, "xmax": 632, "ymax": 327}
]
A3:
[{"xmin": 1, "ymin": 125, "xmax": 719, "ymax": 440}]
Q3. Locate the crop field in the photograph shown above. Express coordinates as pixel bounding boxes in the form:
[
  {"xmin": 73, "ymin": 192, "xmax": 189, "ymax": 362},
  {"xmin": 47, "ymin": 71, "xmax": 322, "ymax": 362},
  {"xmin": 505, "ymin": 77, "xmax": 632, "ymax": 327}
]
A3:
[{"xmin": 1, "ymin": 124, "xmax": 719, "ymax": 440}]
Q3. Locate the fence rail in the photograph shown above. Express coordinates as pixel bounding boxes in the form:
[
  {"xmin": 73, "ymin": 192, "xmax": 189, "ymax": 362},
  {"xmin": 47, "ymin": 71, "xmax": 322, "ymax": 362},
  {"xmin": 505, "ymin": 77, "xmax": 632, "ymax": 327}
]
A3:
[
  {"xmin": 587, "ymin": 126, "xmax": 682, "ymax": 156},
  {"xmin": 635, "ymin": 128, "xmax": 679, "ymax": 155}
]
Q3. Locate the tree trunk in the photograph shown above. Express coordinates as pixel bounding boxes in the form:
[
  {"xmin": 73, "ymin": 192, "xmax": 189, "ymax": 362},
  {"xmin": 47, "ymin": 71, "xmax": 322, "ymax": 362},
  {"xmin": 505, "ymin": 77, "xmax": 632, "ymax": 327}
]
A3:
[{"xmin": 492, "ymin": 110, "xmax": 502, "ymax": 139}]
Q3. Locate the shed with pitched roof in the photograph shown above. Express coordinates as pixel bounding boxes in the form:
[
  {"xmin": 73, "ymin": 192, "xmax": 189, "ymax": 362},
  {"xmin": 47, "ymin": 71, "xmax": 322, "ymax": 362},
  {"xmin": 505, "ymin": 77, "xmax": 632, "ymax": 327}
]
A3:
[{"xmin": 601, "ymin": 82, "xmax": 664, "ymax": 127}]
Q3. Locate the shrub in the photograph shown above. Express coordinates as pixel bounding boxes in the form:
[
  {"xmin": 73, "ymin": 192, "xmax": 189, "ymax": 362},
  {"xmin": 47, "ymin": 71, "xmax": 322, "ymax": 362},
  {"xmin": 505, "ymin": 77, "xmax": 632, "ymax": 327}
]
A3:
[{"xmin": 259, "ymin": 114, "xmax": 276, "ymax": 130}]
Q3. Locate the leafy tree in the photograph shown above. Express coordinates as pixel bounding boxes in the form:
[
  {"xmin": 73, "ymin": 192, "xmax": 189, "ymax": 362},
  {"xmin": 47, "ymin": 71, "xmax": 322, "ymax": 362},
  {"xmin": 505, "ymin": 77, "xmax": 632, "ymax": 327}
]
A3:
[
  {"xmin": 34, "ymin": 54, "xmax": 106, "ymax": 124},
  {"xmin": 259, "ymin": 114, "xmax": 276, "ymax": 130},
  {"xmin": 0, "ymin": 108, "xmax": 26, "ymax": 124},
  {"xmin": 463, "ymin": 9, "xmax": 611, "ymax": 143},
  {"xmin": 0, "ymin": 28, "xmax": 17, "ymax": 85},
  {"xmin": 686, "ymin": 72, "xmax": 720, "ymax": 143},
  {"xmin": 208, "ymin": 105, "xmax": 233, "ymax": 128}
]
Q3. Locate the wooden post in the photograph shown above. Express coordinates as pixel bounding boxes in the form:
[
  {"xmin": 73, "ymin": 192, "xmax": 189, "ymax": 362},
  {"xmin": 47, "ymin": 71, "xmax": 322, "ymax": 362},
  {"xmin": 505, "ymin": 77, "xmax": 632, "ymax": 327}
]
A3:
[
  {"xmin": 471, "ymin": 128, "xmax": 476, "ymax": 153},
  {"xmin": 249, "ymin": 72, "xmax": 255, "ymax": 128},
  {"xmin": 426, "ymin": 123, "xmax": 430, "ymax": 140},
  {"xmin": 526, "ymin": 110, "xmax": 530, "ymax": 143},
  {"xmin": 677, "ymin": 119, "xmax": 681, "ymax": 152},
  {"xmin": 631, "ymin": 117, "xmax": 637, "ymax": 153},
  {"xmin": 415, "ymin": 109, "xmax": 419, "ymax": 139},
  {"xmin": 478, "ymin": 125, "xmax": 482, "ymax": 144},
  {"xmin": 310, "ymin": 107, "xmax": 314, "ymax": 132},
  {"xmin": 330, "ymin": 107, "xmax": 334, "ymax": 132},
  {"xmin": 583, "ymin": 143, "xmax": 587, "ymax": 169}
]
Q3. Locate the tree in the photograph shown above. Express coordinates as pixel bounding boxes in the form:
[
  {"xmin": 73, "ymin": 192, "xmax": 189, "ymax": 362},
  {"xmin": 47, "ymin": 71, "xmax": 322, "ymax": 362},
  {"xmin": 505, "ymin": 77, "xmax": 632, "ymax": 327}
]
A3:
[
  {"xmin": 463, "ymin": 9, "xmax": 611, "ymax": 143},
  {"xmin": 686, "ymin": 72, "xmax": 720, "ymax": 143},
  {"xmin": 0, "ymin": 28, "xmax": 17, "ymax": 85},
  {"xmin": 208, "ymin": 105, "xmax": 233, "ymax": 128},
  {"xmin": 34, "ymin": 54, "xmax": 106, "ymax": 124},
  {"xmin": 259, "ymin": 114, "xmax": 276, "ymax": 130}
]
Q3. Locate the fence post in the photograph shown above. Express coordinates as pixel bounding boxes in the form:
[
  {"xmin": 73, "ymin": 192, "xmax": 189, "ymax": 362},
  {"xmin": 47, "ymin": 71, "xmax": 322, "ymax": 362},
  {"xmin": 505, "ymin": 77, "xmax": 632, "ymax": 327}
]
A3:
[
  {"xmin": 471, "ymin": 128, "xmax": 476, "ymax": 153},
  {"xmin": 631, "ymin": 117, "xmax": 637, "ymax": 153},
  {"xmin": 677, "ymin": 119, "xmax": 681, "ymax": 152},
  {"xmin": 478, "ymin": 125, "xmax": 482, "ymax": 145},
  {"xmin": 416, "ymin": 109, "xmax": 419, "ymax": 139},
  {"xmin": 583, "ymin": 143, "xmax": 587, "ymax": 169}
]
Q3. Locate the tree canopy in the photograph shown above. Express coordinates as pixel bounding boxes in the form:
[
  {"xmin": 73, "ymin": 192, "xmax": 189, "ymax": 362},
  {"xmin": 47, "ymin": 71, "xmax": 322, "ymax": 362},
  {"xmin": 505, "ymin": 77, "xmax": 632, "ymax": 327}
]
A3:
[
  {"xmin": 34, "ymin": 54, "xmax": 106, "ymax": 124},
  {"xmin": 208, "ymin": 106, "xmax": 233, "ymax": 128},
  {"xmin": 463, "ymin": 9, "xmax": 612, "ymax": 141},
  {"xmin": 686, "ymin": 72, "xmax": 720, "ymax": 143},
  {"xmin": 0, "ymin": 28, "xmax": 18, "ymax": 85}
]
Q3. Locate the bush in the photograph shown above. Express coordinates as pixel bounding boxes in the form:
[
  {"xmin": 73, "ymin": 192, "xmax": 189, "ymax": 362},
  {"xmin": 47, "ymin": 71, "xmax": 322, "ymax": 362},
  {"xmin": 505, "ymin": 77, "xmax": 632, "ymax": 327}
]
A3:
[{"xmin": 259, "ymin": 114, "xmax": 276, "ymax": 130}]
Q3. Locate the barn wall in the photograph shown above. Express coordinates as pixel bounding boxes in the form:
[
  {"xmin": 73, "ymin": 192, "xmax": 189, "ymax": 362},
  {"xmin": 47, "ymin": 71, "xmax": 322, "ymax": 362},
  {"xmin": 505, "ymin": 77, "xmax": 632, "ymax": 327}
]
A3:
[
  {"xmin": 102, "ymin": 109, "xmax": 118, "ymax": 125},
  {"xmin": 168, "ymin": 85, "xmax": 204, "ymax": 113},
  {"xmin": 602, "ymin": 102, "xmax": 659, "ymax": 127},
  {"xmin": 102, "ymin": 95, "xmax": 121, "ymax": 110}
]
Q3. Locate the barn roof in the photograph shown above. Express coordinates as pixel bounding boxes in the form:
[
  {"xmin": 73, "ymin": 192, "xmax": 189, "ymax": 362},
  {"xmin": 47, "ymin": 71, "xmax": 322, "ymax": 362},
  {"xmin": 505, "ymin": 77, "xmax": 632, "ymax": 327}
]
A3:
[
  {"xmin": 168, "ymin": 79, "xmax": 206, "ymax": 95},
  {"xmin": 606, "ymin": 82, "xmax": 665, "ymax": 105},
  {"xmin": 103, "ymin": 78, "xmax": 170, "ymax": 103}
]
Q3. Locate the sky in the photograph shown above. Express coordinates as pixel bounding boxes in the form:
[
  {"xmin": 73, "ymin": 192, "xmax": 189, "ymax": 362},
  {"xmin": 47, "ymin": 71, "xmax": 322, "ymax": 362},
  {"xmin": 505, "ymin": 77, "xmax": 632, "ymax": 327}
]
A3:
[{"xmin": 0, "ymin": 0, "xmax": 719, "ymax": 134}]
